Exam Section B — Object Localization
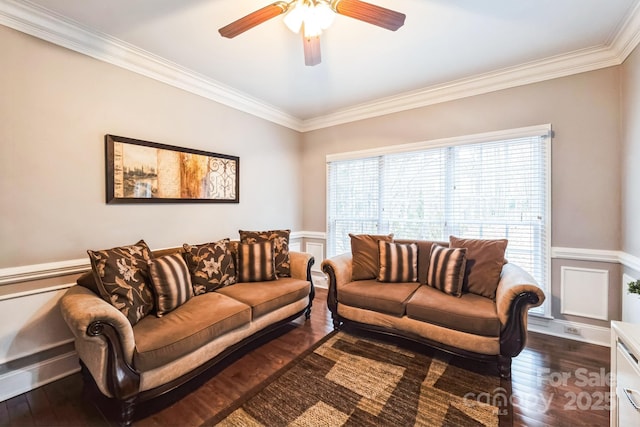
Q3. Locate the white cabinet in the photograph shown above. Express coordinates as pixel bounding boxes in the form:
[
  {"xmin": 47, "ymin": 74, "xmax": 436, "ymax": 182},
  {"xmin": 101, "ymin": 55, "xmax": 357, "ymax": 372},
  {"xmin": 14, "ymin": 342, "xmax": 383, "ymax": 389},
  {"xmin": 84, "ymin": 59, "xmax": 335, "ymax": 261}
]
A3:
[{"xmin": 611, "ymin": 321, "xmax": 640, "ymax": 426}]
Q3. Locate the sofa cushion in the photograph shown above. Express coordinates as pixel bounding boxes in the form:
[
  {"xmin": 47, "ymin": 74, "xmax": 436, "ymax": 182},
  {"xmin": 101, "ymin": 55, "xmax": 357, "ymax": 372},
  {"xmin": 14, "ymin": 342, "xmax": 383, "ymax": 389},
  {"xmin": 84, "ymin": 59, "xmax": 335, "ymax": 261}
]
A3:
[
  {"xmin": 183, "ymin": 239, "xmax": 237, "ymax": 295},
  {"xmin": 239, "ymin": 229, "xmax": 291, "ymax": 277},
  {"xmin": 394, "ymin": 240, "xmax": 447, "ymax": 285},
  {"xmin": 87, "ymin": 240, "xmax": 155, "ymax": 326},
  {"xmin": 377, "ymin": 241, "xmax": 418, "ymax": 283},
  {"xmin": 338, "ymin": 280, "xmax": 421, "ymax": 317},
  {"xmin": 132, "ymin": 292, "xmax": 251, "ymax": 372},
  {"xmin": 406, "ymin": 285, "xmax": 501, "ymax": 337},
  {"xmin": 237, "ymin": 241, "xmax": 277, "ymax": 282},
  {"xmin": 215, "ymin": 278, "xmax": 310, "ymax": 319},
  {"xmin": 449, "ymin": 236, "xmax": 508, "ymax": 299},
  {"xmin": 350, "ymin": 233, "xmax": 394, "ymax": 281},
  {"xmin": 426, "ymin": 245, "xmax": 467, "ymax": 297},
  {"xmin": 148, "ymin": 253, "xmax": 193, "ymax": 317}
]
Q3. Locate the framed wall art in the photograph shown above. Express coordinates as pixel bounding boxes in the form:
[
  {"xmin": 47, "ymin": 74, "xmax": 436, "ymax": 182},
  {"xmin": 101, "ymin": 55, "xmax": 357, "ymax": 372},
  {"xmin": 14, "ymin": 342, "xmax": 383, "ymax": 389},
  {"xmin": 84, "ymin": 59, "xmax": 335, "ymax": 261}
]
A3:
[{"xmin": 105, "ymin": 134, "xmax": 239, "ymax": 204}]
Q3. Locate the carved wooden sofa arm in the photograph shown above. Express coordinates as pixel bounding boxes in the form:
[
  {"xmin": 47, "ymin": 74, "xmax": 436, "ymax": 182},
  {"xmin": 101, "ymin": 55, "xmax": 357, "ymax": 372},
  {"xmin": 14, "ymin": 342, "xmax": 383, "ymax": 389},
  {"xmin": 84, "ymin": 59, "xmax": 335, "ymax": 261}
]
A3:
[
  {"xmin": 59, "ymin": 286, "xmax": 140, "ymax": 401},
  {"xmin": 495, "ymin": 262, "xmax": 546, "ymax": 360}
]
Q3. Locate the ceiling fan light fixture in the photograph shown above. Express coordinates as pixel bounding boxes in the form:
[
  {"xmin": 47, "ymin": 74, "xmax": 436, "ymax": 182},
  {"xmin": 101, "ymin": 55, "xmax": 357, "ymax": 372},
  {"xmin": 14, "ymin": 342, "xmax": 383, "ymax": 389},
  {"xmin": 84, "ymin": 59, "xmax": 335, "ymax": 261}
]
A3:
[
  {"xmin": 284, "ymin": 0, "xmax": 336, "ymax": 36},
  {"xmin": 314, "ymin": 1, "xmax": 336, "ymax": 30},
  {"xmin": 284, "ymin": 0, "xmax": 307, "ymax": 33}
]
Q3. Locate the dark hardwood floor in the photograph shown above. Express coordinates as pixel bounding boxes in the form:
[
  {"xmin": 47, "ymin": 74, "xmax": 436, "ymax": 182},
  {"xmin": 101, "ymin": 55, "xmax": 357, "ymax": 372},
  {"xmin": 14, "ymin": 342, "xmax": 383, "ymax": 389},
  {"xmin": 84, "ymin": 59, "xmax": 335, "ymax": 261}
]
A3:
[{"xmin": 1, "ymin": 288, "xmax": 611, "ymax": 426}]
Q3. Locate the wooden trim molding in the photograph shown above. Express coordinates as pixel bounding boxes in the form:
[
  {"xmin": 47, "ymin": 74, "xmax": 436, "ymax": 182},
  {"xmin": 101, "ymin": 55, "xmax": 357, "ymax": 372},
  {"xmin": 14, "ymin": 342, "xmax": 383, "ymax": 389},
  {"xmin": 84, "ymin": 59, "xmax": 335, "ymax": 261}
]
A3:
[{"xmin": 0, "ymin": 259, "xmax": 89, "ymax": 286}]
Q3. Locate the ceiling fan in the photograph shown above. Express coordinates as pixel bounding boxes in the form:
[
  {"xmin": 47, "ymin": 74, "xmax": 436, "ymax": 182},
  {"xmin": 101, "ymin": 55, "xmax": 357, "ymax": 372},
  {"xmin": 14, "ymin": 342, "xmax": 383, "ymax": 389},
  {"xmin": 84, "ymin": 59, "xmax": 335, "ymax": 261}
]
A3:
[{"xmin": 218, "ymin": 0, "xmax": 406, "ymax": 66}]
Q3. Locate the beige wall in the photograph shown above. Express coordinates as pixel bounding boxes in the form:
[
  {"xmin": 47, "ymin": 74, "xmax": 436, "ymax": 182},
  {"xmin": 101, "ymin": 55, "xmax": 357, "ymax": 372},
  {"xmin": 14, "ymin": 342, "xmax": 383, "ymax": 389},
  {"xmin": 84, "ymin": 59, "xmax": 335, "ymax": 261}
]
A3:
[
  {"xmin": 301, "ymin": 67, "xmax": 622, "ymax": 251},
  {"xmin": 0, "ymin": 26, "xmax": 303, "ymax": 268},
  {"xmin": 621, "ymin": 43, "xmax": 640, "ymax": 263}
]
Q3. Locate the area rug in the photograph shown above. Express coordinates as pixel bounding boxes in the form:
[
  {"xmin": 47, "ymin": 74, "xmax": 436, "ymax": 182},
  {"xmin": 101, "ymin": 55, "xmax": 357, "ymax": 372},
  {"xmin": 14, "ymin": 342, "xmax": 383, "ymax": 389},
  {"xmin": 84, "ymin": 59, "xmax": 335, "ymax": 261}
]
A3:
[{"xmin": 204, "ymin": 331, "xmax": 506, "ymax": 426}]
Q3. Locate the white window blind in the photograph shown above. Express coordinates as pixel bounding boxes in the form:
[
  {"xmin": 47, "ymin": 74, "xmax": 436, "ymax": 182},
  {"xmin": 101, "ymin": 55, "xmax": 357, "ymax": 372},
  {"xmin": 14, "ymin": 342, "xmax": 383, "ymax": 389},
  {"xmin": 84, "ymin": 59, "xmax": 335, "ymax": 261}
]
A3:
[{"xmin": 327, "ymin": 126, "xmax": 550, "ymax": 315}]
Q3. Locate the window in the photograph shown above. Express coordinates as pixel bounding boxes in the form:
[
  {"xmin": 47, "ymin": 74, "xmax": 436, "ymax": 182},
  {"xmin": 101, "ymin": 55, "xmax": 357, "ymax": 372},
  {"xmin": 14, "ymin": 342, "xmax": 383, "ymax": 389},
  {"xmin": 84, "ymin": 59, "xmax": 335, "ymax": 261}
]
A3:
[{"xmin": 327, "ymin": 125, "xmax": 551, "ymax": 316}]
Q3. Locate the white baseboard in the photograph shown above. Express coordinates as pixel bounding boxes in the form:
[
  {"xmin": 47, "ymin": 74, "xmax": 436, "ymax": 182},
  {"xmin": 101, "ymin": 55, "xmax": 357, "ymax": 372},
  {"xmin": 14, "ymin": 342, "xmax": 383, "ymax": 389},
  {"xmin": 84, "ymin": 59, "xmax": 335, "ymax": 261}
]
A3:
[
  {"xmin": 0, "ymin": 350, "xmax": 80, "ymax": 402},
  {"xmin": 528, "ymin": 316, "xmax": 610, "ymax": 347}
]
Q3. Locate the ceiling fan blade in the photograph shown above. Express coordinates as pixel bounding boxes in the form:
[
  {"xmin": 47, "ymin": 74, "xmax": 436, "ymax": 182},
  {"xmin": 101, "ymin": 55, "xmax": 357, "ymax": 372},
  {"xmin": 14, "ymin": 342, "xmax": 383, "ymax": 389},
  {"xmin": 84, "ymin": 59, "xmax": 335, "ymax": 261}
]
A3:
[
  {"xmin": 219, "ymin": 2, "xmax": 288, "ymax": 38},
  {"xmin": 333, "ymin": 0, "xmax": 406, "ymax": 31},
  {"xmin": 303, "ymin": 34, "xmax": 321, "ymax": 66}
]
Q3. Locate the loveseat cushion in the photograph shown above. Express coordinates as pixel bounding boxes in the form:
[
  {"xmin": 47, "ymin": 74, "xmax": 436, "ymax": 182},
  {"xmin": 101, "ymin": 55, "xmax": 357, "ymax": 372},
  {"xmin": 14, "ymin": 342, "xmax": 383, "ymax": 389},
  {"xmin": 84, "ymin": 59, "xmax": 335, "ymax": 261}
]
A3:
[
  {"xmin": 377, "ymin": 241, "xmax": 418, "ymax": 283},
  {"xmin": 449, "ymin": 236, "xmax": 508, "ymax": 300},
  {"xmin": 426, "ymin": 245, "xmax": 467, "ymax": 297},
  {"xmin": 132, "ymin": 292, "xmax": 251, "ymax": 372},
  {"xmin": 405, "ymin": 285, "xmax": 501, "ymax": 337},
  {"xmin": 215, "ymin": 278, "xmax": 310, "ymax": 319},
  {"xmin": 394, "ymin": 240, "xmax": 447, "ymax": 285},
  {"xmin": 338, "ymin": 280, "xmax": 421, "ymax": 316},
  {"xmin": 350, "ymin": 233, "xmax": 394, "ymax": 281}
]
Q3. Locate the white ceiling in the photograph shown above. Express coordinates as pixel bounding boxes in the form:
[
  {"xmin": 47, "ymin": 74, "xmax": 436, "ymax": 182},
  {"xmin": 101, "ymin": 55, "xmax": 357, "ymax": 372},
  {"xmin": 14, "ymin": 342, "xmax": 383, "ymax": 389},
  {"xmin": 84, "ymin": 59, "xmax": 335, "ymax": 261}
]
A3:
[{"xmin": 3, "ymin": 0, "xmax": 640, "ymax": 129}]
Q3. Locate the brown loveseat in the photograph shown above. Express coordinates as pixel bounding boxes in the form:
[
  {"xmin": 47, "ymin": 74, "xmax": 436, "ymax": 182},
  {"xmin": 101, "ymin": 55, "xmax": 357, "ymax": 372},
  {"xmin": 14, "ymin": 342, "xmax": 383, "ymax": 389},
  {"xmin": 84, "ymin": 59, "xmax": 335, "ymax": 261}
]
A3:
[
  {"xmin": 321, "ymin": 236, "xmax": 545, "ymax": 378},
  {"xmin": 60, "ymin": 237, "xmax": 314, "ymax": 426}
]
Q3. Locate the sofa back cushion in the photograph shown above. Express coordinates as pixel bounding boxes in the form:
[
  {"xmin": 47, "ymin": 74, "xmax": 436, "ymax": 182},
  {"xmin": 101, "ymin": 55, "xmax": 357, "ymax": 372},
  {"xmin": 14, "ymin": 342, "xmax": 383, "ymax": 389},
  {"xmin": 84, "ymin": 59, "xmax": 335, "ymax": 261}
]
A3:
[
  {"xmin": 237, "ymin": 241, "xmax": 278, "ymax": 282},
  {"xmin": 349, "ymin": 233, "xmax": 394, "ymax": 281},
  {"xmin": 394, "ymin": 239, "xmax": 448, "ymax": 285},
  {"xmin": 449, "ymin": 236, "xmax": 508, "ymax": 299},
  {"xmin": 377, "ymin": 241, "xmax": 418, "ymax": 283},
  {"xmin": 148, "ymin": 253, "xmax": 193, "ymax": 317},
  {"xmin": 426, "ymin": 245, "xmax": 467, "ymax": 297},
  {"xmin": 87, "ymin": 240, "xmax": 155, "ymax": 326},
  {"xmin": 183, "ymin": 239, "xmax": 237, "ymax": 295},
  {"xmin": 239, "ymin": 229, "xmax": 291, "ymax": 277}
]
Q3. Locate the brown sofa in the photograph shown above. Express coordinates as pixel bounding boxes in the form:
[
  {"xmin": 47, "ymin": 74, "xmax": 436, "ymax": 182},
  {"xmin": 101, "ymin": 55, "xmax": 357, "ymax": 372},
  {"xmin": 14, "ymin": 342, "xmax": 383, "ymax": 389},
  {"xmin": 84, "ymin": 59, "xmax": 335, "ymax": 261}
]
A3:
[
  {"xmin": 60, "ymin": 245, "xmax": 314, "ymax": 426},
  {"xmin": 321, "ymin": 238, "xmax": 545, "ymax": 378}
]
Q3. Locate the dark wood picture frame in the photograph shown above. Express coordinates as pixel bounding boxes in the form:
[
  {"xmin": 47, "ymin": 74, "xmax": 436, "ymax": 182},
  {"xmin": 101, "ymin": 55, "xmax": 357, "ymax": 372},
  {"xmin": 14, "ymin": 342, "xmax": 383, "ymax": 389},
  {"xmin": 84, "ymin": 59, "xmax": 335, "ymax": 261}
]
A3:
[{"xmin": 105, "ymin": 134, "xmax": 239, "ymax": 204}]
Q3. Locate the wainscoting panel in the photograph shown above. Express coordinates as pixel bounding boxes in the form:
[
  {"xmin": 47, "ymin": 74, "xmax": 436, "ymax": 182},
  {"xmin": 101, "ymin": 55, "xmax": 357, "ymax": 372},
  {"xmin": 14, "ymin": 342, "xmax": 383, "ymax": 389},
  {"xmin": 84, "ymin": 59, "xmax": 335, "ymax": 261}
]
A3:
[
  {"xmin": 560, "ymin": 266, "xmax": 609, "ymax": 321},
  {"xmin": 289, "ymin": 242, "xmax": 302, "ymax": 253},
  {"xmin": 0, "ymin": 287, "xmax": 74, "ymax": 364},
  {"xmin": 305, "ymin": 242, "xmax": 324, "ymax": 273}
]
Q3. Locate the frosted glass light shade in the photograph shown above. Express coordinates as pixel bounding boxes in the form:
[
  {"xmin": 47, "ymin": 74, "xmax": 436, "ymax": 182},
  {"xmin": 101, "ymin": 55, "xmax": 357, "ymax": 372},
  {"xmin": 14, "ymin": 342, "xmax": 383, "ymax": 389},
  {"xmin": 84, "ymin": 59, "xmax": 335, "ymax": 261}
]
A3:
[
  {"xmin": 285, "ymin": 0, "xmax": 336, "ymax": 36},
  {"xmin": 314, "ymin": 2, "xmax": 336, "ymax": 29},
  {"xmin": 284, "ymin": 0, "xmax": 307, "ymax": 33}
]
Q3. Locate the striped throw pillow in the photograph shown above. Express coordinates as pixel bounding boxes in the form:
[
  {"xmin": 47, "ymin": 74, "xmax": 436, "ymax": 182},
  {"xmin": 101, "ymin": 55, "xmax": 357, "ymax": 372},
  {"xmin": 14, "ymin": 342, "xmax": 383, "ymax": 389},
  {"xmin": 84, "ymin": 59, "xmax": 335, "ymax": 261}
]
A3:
[
  {"xmin": 427, "ymin": 245, "xmax": 467, "ymax": 296},
  {"xmin": 148, "ymin": 253, "xmax": 193, "ymax": 317},
  {"xmin": 377, "ymin": 241, "xmax": 418, "ymax": 283},
  {"xmin": 237, "ymin": 241, "xmax": 277, "ymax": 282}
]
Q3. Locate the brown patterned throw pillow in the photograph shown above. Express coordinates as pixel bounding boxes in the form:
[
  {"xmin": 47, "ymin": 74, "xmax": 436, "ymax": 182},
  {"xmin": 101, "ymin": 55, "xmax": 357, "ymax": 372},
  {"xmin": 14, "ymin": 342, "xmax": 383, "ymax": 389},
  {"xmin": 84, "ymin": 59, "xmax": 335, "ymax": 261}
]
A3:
[
  {"xmin": 239, "ymin": 229, "xmax": 290, "ymax": 277},
  {"xmin": 350, "ymin": 233, "xmax": 394, "ymax": 281},
  {"xmin": 427, "ymin": 245, "xmax": 467, "ymax": 297},
  {"xmin": 237, "ymin": 241, "xmax": 277, "ymax": 282},
  {"xmin": 449, "ymin": 236, "xmax": 508, "ymax": 299},
  {"xmin": 87, "ymin": 240, "xmax": 154, "ymax": 326},
  {"xmin": 148, "ymin": 253, "xmax": 193, "ymax": 317},
  {"xmin": 377, "ymin": 241, "xmax": 418, "ymax": 283},
  {"xmin": 183, "ymin": 239, "xmax": 237, "ymax": 295}
]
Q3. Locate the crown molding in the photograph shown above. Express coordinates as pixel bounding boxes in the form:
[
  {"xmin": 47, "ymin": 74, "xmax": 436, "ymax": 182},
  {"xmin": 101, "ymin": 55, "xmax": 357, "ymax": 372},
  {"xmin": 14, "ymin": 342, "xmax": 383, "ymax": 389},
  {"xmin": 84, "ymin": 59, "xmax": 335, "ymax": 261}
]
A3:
[
  {"xmin": 0, "ymin": 0, "xmax": 304, "ymax": 131},
  {"xmin": 1, "ymin": 0, "xmax": 640, "ymax": 132},
  {"xmin": 301, "ymin": 45, "xmax": 621, "ymax": 131}
]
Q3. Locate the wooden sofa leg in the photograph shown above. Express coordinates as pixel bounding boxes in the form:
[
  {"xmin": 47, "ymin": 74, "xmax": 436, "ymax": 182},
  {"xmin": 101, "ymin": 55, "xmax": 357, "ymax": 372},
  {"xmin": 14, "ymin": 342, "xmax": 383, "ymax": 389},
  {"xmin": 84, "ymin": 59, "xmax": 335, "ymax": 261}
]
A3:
[
  {"xmin": 331, "ymin": 313, "xmax": 343, "ymax": 330},
  {"xmin": 498, "ymin": 355, "xmax": 512, "ymax": 379},
  {"xmin": 117, "ymin": 397, "xmax": 137, "ymax": 427}
]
